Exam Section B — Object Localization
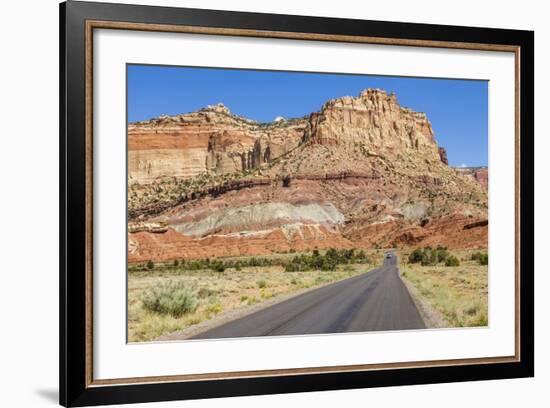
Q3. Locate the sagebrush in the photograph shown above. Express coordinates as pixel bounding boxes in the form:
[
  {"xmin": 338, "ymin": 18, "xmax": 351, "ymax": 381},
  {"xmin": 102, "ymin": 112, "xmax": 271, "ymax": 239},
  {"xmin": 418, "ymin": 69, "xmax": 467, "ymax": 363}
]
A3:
[{"xmin": 142, "ymin": 281, "xmax": 198, "ymax": 317}]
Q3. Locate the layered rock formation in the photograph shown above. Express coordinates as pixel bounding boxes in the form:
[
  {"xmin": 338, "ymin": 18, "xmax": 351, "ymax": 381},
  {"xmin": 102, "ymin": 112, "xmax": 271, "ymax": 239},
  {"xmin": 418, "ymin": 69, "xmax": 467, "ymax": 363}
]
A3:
[
  {"xmin": 128, "ymin": 89, "xmax": 488, "ymax": 262},
  {"xmin": 309, "ymin": 90, "xmax": 437, "ymax": 153},
  {"xmin": 128, "ymin": 103, "xmax": 307, "ymax": 184}
]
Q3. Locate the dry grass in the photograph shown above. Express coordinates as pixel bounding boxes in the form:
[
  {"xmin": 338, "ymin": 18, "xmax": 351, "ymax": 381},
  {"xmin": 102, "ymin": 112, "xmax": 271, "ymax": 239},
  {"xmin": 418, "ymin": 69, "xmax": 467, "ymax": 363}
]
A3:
[
  {"xmin": 128, "ymin": 262, "xmax": 372, "ymax": 342},
  {"xmin": 399, "ymin": 249, "xmax": 488, "ymax": 327}
]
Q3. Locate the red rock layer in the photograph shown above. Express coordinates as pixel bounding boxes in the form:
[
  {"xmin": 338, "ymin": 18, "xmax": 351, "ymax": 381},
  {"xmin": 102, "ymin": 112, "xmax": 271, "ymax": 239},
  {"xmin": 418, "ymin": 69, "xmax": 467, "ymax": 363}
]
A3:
[
  {"xmin": 128, "ymin": 225, "xmax": 354, "ymax": 263},
  {"xmin": 347, "ymin": 214, "xmax": 488, "ymax": 250}
]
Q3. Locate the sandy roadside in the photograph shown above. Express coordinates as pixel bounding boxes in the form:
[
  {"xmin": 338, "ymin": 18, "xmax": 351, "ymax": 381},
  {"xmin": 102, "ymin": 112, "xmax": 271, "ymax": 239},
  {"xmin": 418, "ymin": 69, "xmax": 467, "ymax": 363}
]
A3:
[{"xmin": 399, "ymin": 271, "xmax": 448, "ymax": 328}]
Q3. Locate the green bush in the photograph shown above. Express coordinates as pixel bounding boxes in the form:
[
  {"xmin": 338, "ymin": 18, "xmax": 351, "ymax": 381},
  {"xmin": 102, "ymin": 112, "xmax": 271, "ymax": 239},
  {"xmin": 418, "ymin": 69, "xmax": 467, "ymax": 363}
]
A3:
[
  {"xmin": 409, "ymin": 249, "xmax": 424, "ymax": 263},
  {"xmin": 471, "ymin": 252, "xmax": 488, "ymax": 265},
  {"xmin": 410, "ymin": 247, "xmax": 452, "ymax": 266},
  {"xmin": 284, "ymin": 248, "xmax": 369, "ymax": 272},
  {"xmin": 211, "ymin": 262, "xmax": 225, "ymax": 273},
  {"xmin": 421, "ymin": 249, "xmax": 438, "ymax": 266},
  {"xmin": 435, "ymin": 246, "xmax": 449, "ymax": 263},
  {"xmin": 146, "ymin": 260, "xmax": 155, "ymax": 270},
  {"xmin": 445, "ymin": 256, "xmax": 460, "ymax": 267},
  {"xmin": 246, "ymin": 257, "xmax": 272, "ymax": 267},
  {"xmin": 173, "ymin": 259, "xmax": 179, "ymax": 267},
  {"xmin": 142, "ymin": 281, "xmax": 198, "ymax": 317},
  {"xmin": 257, "ymin": 280, "xmax": 267, "ymax": 289},
  {"xmin": 479, "ymin": 253, "xmax": 488, "ymax": 265}
]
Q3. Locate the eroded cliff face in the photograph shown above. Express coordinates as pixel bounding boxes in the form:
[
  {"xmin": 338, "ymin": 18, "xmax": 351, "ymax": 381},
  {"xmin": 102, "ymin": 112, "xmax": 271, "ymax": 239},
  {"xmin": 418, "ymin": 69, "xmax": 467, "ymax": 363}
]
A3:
[
  {"xmin": 128, "ymin": 103, "xmax": 307, "ymax": 184},
  {"xmin": 308, "ymin": 89, "xmax": 437, "ymax": 155},
  {"xmin": 127, "ymin": 89, "xmax": 488, "ymax": 262}
]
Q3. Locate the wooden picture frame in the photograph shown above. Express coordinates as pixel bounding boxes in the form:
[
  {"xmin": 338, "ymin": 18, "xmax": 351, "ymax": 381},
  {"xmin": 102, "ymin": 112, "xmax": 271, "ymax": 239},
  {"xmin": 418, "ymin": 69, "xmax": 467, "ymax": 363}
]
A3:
[{"xmin": 60, "ymin": 1, "xmax": 534, "ymax": 406}]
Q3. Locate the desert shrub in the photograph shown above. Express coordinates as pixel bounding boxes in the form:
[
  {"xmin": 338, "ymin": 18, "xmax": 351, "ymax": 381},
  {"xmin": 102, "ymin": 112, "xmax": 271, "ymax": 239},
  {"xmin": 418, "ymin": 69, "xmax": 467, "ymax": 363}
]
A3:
[
  {"xmin": 445, "ymin": 256, "xmax": 460, "ymax": 267},
  {"xmin": 187, "ymin": 260, "xmax": 206, "ymax": 270},
  {"xmin": 246, "ymin": 257, "xmax": 272, "ymax": 267},
  {"xmin": 142, "ymin": 281, "xmax": 198, "ymax": 317},
  {"xmin": 409, "ymin": 249, "xmax": 424, "ymax": 263},
  {"xmin": 284, "ymin": 248, "xmax": 369, "ymax": 272},
  {"xmin": 435, "ymin": 246, "xmax": 449, "ymax": 263},
  {"xmin": 205, "ymin": 301, "xmax": 223, "ymax": 315},
  {"xmin": 285, "ymin": 263, "xmax": 299, "ymax": 272},
  {"xmin": 356, "ymin": 250, "xmax": 368, "ymax": 261},
  {"xmin": 421, "ymin": 249, "xmax": 438, "ymax": 266},
  {"xmin": 146, "ymin": 260, "xmax": 155, "ymax": 270},
  {"xmin": 211, "ymin": 261, "xmax": 226, "ymax": 273},
  {"xmin": 479, "ymin": 253, "xmax": 488, "ymax": 265},
  {"xmin": 471, "ymin": 252, "xmax": 488, "ymax": 265},
  {"xmin": 173, "ymin": 259, "xmax": 179, "ymax": 267},
  {"xmin": 410, "ymin": 247, "xmax": 452, "ymax": 266},
  {"xmin": 257, "ymin": 280, "xmax": 267, "ymax": 289}
]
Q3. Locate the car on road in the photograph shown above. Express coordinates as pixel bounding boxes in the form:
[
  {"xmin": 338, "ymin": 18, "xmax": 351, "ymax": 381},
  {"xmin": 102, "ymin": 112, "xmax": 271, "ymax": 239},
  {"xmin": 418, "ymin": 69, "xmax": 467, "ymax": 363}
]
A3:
[{"xmin": 385, "ymin": 253, "xmax": 392, "ymax": 259}]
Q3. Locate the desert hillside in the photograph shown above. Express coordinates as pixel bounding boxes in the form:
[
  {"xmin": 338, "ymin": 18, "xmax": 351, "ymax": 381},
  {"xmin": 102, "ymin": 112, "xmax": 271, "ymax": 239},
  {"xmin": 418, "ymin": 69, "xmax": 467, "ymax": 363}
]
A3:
[{"xmin": 128, "ymin": 89, "xmax": 488, "ymax": 262}]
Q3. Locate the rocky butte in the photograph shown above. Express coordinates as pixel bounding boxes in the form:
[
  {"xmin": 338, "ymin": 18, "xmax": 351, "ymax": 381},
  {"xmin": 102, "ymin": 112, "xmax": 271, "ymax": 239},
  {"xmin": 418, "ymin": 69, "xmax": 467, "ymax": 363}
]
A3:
[{"xmin": 127, "ymin": 89, "xmax": 488, "ymax": 263}]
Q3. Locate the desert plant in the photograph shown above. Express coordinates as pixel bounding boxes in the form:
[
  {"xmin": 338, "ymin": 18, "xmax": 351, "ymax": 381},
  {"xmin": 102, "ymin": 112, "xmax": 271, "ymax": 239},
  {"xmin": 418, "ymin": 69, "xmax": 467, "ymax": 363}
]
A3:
[
  {"xmin": 257, "ymin": 280, "xmax": 267, "ymax": 289},
  {"xmin": 146, "ymin": 260, "xmax": 155, "ymax": 270},
  {"xmin": 421, "ymin": 249, "xmax": 438, "ymax": 266},
  {"xmin": 205, "ymin": 301, "xmax": 223, "ymax": 315},
  {"xmin": 471, "ymin": 252, "xmax": 489, "ymax": 265},
  {"xmin": 445, "ymin": 256, "xmax": 460, "ymax": 267},
  {"xmin": 479, "ymin": 253, "xmax": 488, "ymax": 265},
  {"xmin": 142, "ymin": 281, "xmax": 198, "ymax": 317},
  {"xmin": 211, "ymin": 261, "xmax": 226, "ymax": 273},
  {"xmin": 435, "ymin": 246, "xmax": 449, "ymax": 263},
  {"xmin": 408, "ymin": 248, "xmax": 424, "ymax": 263}
]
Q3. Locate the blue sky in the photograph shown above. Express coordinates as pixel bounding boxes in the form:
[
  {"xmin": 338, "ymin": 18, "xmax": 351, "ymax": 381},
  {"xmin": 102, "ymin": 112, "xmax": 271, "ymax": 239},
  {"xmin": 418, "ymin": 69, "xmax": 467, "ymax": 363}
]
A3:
[{"xmin": 128, "ymin": 65, "xmax": 488, "ymax": 167}]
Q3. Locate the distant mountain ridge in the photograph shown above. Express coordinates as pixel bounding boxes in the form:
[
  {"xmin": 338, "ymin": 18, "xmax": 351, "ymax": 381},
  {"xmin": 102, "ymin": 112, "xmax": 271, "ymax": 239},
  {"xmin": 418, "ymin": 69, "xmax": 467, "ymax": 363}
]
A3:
[{"xmin": 127, "ymin": 89, "xmax": 488, "ymax": 262}]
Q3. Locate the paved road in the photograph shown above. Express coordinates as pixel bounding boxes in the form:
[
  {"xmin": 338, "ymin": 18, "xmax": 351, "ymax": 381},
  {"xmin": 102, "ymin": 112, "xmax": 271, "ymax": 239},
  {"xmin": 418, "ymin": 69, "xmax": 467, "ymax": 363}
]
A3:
[{"xmin": 192, "ymin": 254, "xmax": 425, "ymax": 339}]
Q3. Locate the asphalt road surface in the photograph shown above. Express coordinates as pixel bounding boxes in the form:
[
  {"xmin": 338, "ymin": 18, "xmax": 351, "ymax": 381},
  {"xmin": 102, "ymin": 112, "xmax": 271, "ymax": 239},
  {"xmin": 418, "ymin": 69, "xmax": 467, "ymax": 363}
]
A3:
[{"xmin": 192, "ymin": 254, "xmax": 425, "ymax": 339}]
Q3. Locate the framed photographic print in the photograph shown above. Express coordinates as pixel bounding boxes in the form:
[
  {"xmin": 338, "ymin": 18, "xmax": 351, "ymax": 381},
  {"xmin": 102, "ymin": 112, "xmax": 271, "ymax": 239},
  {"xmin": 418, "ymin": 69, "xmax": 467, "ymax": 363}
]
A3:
[{"xmin": 59, "ymin": 1, "xmax": 534, "ymax": 406}]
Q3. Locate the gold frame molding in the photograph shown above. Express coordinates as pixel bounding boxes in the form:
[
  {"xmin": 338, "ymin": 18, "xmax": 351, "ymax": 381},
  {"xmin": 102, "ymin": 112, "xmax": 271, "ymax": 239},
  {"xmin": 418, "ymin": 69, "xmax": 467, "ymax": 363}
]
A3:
[{"xmin": 84, "ymin": 20, "xmax": 521, "ymax": 388}]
